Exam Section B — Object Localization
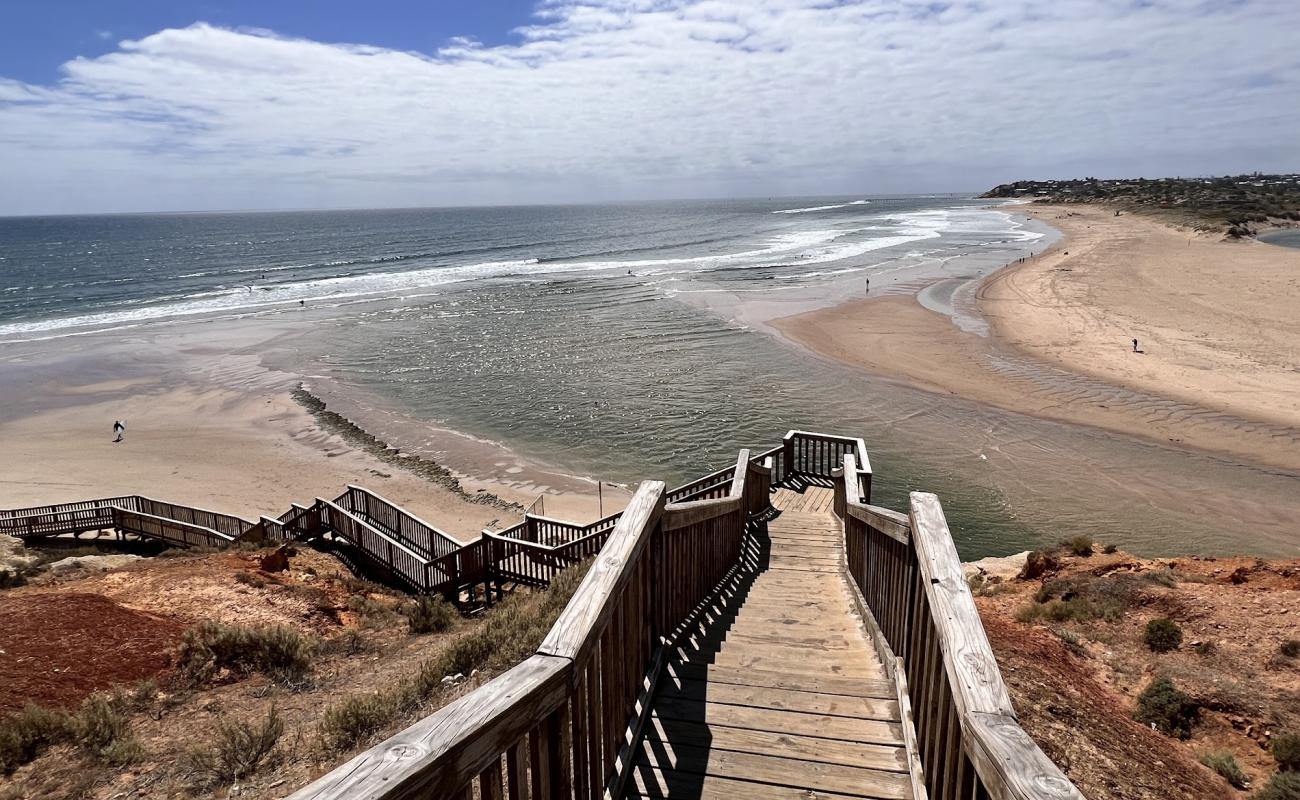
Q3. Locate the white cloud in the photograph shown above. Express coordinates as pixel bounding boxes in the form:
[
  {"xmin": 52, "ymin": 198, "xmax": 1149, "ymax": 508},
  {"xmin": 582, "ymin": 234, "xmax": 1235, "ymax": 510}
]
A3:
[
  {"xmin": 2, "ymin": 0, "xmax": 1298, "ymax": 214},
  {"xmin": 94, "ymin": 30, "xmax": 114, "ymax": 41}
]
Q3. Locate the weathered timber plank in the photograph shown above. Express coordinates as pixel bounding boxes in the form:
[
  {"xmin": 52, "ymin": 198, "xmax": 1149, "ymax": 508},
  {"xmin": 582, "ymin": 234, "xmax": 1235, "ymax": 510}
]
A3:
[
  {"xmin": 656, "ymin": 679, "xmax": 900, "ymax": 721},
  {"xmin": 634, "ymin": 739, "xmax": 913, "ymax": 798},
  {"xmin": 641, "ymin": 716, "xmax": 908, "ymax": 771},
  {"xmin": 626, "ymin": 763, "xmax": 882, "ymax": 800},
  {"xmin": 537, "ymin": 481, "xmax": 665, "ymax": 663},
  {"xmin": 284, "ymin": 655, "xmax": 570, "ymax": 800},
  {"xmin": 908, "ymin": 493, "xmax": 1013, "ymax": 721},
  {"xmin": 650, "ymin": 699, "xmax": 904, "ymax": 746},
  {"xmin": 964, "ymin": 711, "xmax": 1084, "ymax": 800},
  {"xmin": 666, "ymin": 662, "xmax": 896, "ymax": 698}
]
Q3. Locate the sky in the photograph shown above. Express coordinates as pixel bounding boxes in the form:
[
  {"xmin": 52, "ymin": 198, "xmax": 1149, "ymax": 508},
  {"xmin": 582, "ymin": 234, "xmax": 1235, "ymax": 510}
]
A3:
[{"xmin": 0, "ymin": 0, "xmax": 1297, "ymax": 215}]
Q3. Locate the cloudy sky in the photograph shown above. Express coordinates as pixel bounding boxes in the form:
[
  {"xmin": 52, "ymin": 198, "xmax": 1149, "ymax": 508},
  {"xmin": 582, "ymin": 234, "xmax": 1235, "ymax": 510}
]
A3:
[{"xmin": 0, "ymin": 0, "xmax": 1297, "ymax": 215}]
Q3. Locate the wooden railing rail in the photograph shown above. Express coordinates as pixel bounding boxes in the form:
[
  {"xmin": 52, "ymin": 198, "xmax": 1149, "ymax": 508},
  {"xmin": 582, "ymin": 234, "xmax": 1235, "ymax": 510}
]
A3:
[
  {"xmin": 782, "ymin": 429, "xmax": 872, "ymax": 500},
  {"xmin": 315, "ymin": 498, "xmax": 430, "ymax": 593},
  {"xmin": 287, "ymin": 481, "xmax": 670, "ymax": 800},
  {"xmin": 837, "ymin": 452, "xmax": 1081, "ymax": 800},
  {"xmin": 110, "ymin": 507, "xmax": 233, "ymax": 549},
  {"xmin": 290, "ymin": 449, "xmax": 767, "ymax": 800},
  {"xmin": 338, "ymin": 485, "xmax": 463, "ymax": 559},
  {"xmin": 0, "ymin": 506, "xmax": 119, "ymax": 538},
  {"xmin": 0, "ymin": 496, "xmax": 138, "ymax": 522},
  {"xmin": 132, "ymin": 495, "xmax": 255, "ymax": 540}
]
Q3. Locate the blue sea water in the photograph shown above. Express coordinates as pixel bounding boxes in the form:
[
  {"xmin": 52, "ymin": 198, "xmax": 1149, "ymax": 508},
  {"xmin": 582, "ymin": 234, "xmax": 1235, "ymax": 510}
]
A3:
[
  {"xmin": 0, "ymin": 196, "xmax": 1018, "ymax": 337},
  {"xmin": 3, "ymin": 196, "xmax": 1295, "ymax": 558}
]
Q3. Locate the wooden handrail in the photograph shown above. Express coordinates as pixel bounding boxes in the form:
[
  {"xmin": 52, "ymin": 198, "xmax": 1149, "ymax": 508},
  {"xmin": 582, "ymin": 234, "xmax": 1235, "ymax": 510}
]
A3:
[
  {"xmin": 110, "ymin": 507, "xmax": 232, "ymax": 548},
  {"xmin": 288, "ymin": 481, "xmax": 670, "ymax": 800},
  {"xmin": 291, "ymin": 449, "xmax": 767, "ymax": 800},
  {"xmin": 341, "ymin": 484, "xmax": 465, "ymax": 555},
  {"xmin": 838, "ymin": 449, "xmax": 1081, "ymax": 800}
]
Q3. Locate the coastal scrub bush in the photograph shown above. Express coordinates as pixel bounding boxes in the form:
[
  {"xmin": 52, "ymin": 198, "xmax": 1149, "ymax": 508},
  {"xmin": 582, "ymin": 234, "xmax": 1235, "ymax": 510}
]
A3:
[
  {"xmin": 1257, "ymin": 772, "xmax": 1300, "ymax": 800},
  {"xmin": 319, "ymin": 693, "xmax": 397, "ymax": 751},
  {"xmin": 1065, "ymin": 536, "xmax": 1094, "ymax": 557},
  {"xmin": 404, "ymin": 596, "xmax": 457, "ymax": 635},
  {"xmin": 0, "ymin": 705, "xmax": 67, "ymax": 773},
  {"xmin": 1134, "ymin": 676, "xmax": 1199, "ymax": 739},
  {"xmin": 1144, "ymin": 618, "xmax": 1184, "ymax": 652},
  {"xmin": 0, "ymin": 569, "xmax": 27, "ymax": 590},
  {"xmin": 177, "ymin": 621, "xmax": 314, "ymax": 685},
  {"xmin": 69, "ymin": 691, "xmax": 143, "ymax": 765},
  {"xmin": 186, "ymin": 708, "xmax": 283, "ymax": 787},
  {"xmin": 1274, "ymin": 733, "xmax": 1300, "ymax": 771},
  {"xmin": 1200, "ymin": 752, "xmax": 1249, "ymax": 789},
  {"xmin": 1281, "ymin": 641, "xmax": 1300, "ymax": 659},
  {"xmin": 318, "ymin": 562, "xmax": 590, "ymax": 751}
]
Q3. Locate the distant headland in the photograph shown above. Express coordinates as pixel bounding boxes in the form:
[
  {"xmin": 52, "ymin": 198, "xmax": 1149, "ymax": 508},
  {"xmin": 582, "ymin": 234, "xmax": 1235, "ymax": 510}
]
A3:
[{"xmin": 982, "ymin": 173, "xmax": 1300, "ymax": 238}]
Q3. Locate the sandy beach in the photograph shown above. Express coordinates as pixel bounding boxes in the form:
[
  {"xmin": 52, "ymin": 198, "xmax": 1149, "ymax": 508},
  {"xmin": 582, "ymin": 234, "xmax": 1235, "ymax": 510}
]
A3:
[
  {"xmin": 774, "ymin": 204, "xmax": 1300, "ymax": 472},
  {"xmin": 0, "ymin": 320, "xmax": 627, "ymax": 536}
]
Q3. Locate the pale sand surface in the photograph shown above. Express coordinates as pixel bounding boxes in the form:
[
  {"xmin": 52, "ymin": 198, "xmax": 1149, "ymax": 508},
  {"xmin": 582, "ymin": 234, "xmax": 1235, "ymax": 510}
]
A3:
[
  {"xmin": 774, "ymin": 204, "xmax": 1300, "ymax": 471},
  {"xmin": 0, "ymin": 322, "xmax": 627, "ymax": 535}
]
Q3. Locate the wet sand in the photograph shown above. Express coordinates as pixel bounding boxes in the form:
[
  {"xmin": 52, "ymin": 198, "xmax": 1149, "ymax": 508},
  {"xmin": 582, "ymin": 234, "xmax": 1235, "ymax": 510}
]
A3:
[
  {"xmin": 774, "ymin": 204, "xmax": 1300, "ymax": 472},
  {"xmin": 0, "ymin": 320, "xmax": 627, "ymax": 535}
]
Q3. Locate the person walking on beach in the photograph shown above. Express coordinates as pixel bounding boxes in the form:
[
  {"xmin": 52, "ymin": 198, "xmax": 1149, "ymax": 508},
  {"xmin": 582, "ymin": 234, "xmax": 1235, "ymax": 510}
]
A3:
[
  {"xmin": 1132, "ymin": 338, "xmax": 1139, "ymax": 353},
  {"xmin": 112, "ymin": 420, "xmax": 126, "ymax": 443},
  {"xmin": 865, "ymin": 277, "xmax": 870, "ymax": 295}
]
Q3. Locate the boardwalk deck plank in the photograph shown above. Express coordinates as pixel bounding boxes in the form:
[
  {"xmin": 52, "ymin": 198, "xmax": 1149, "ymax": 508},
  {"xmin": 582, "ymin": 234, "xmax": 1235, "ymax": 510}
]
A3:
[{"xmin": 629, "ymin": 488, "xmax": 912, "ymax": 799}]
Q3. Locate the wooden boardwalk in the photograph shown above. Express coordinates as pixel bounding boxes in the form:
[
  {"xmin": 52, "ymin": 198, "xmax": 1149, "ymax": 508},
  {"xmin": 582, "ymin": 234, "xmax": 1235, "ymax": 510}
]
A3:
[{"xmin": 627, "ymin": 485, "xmax": 913, "ymax": 799}]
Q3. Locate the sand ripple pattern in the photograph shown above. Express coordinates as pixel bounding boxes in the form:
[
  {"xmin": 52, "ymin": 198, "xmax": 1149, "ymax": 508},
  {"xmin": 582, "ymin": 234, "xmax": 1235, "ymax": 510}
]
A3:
[{"xmin": 983, "ymin": 353, "xmax": 1300, "ymax": 450}]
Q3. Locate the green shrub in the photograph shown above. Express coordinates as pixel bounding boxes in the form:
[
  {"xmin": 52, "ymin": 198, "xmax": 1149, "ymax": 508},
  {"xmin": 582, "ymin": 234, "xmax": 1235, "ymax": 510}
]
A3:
[
  {"xmin": 1257, "ymin": 772, "xmax": 1300, "ymax": 800},
  {"xmin": 1144, "ymin": 618, "xmax": 1183, "ymax": 653},
  {"xmin": 318, "ymin": 562, "xmax": 589, "ymax": 752},
  {"xmin": 1274, "ymin": 732, "xmax": 1300, "ymax": 771},
  {"xmin": 319, "ymin": 693, "xmax": 396, "ymax": 751},
  {"xmin": 1199, "ymin": 751, "xmax": 1248, "ymax": 789},
  {"xmin": 70, "ymin": 692, "xmax": 129, "ymax": 753},
  {"xmin": 404, "ymin": 596, "xmax": 457, "ymax": 635},
  {"xmin": 66, "ymin": 691, "xmax": 143, "ymax": 764},
  {"xmin": 1102, "ymin": 543, "xmax": 1118, "ymax": 554},
  {"xmin": 1281, "ymin": 641, "xmax": 1300, "ymax": 658},
  {"xmin": 1134, "ymin": 677, "xmax": 1199, "ymax": 739},
  {"xmin": 0, "ymin": 569, "xmax": 28, "ymax": 590},
  {"xmin": 1065, "ymin": 536, "xmax": 1094, "ymax": 557},
  {"xmin": 186, "ymin": 708, "xmax": 283, "ymax": 786},
  {"xmin": 177, "ymin": 621, "xmax": 314, "ymax": 685},
  {"xmin": 0, "ymin": 705, "xmax": 68, "ymax": 773}
]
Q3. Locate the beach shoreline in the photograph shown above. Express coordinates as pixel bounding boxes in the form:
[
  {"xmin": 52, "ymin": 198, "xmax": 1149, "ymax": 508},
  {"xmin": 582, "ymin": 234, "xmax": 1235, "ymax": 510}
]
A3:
[
  {"xmin": 772, "ymin": 203, "xmax": 1300, "ymax": 472},
  {"xmin": 0, "ymin": 318, "xmax": 628, "ymax": 536}
]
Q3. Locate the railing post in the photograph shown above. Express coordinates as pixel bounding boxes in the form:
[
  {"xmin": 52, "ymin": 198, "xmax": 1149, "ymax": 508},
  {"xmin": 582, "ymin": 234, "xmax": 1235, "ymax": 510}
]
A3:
[
  {"xmin": 832, "ymin": 465, "xmax": 846, "ymax": 519},
  {"xmin": 782, "ymin": 432, "xmax": 794, "ymax": 482}
]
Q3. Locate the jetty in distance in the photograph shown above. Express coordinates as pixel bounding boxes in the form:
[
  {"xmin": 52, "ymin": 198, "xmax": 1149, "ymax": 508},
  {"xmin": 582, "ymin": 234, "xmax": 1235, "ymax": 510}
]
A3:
[{"xmin": 1, "ymin": 430, "xmax": 1082, "ymax": 799}]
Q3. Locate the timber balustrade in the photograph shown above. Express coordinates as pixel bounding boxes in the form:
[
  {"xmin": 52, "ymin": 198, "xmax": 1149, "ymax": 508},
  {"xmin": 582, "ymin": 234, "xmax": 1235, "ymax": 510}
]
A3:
[
  {"xmin": 0, "ymin": 495, "xmax": 252, "ymax": 548},
  {"xmin": 835, "ymin": 452, "xmax": 1083, "ymax": 800},
  {"xmin": 287, "ymin": 448, "xmax": 770, "ymax": 800}
]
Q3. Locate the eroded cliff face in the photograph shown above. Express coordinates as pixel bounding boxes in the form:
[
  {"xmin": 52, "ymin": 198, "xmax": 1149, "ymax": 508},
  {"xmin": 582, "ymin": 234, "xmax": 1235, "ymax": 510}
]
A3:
[{"xmin": 968, "ymin": 546, "xmax": 1300, "ymax": 799}]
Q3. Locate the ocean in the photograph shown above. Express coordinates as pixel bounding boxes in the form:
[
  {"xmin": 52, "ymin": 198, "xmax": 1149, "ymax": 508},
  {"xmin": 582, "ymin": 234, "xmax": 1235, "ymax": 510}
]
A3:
[
  {"xmin": 3, "ymin": 196, "xmax": 1294, "ymax": 558},
  {"xmin": 0, "ymin": 196, "xmax": 1025, "ymax": 337}
]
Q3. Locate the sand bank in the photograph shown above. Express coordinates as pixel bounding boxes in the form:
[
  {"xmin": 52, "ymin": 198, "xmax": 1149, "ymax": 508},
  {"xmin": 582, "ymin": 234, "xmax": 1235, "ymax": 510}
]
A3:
[
  {"xmin": 773, "ymin": 204, "xmax": 1300, "ymax": 471},
  {"xmin": 0, "ymin": 321, "xmax": 626, "ymax": 535}
]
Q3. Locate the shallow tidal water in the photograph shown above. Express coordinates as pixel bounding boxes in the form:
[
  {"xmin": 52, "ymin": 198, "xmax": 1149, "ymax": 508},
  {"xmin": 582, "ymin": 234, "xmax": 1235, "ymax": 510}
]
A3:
[{"xmin": 302, "ymin": 273, "xmax": 1300, "ymax": 560}]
